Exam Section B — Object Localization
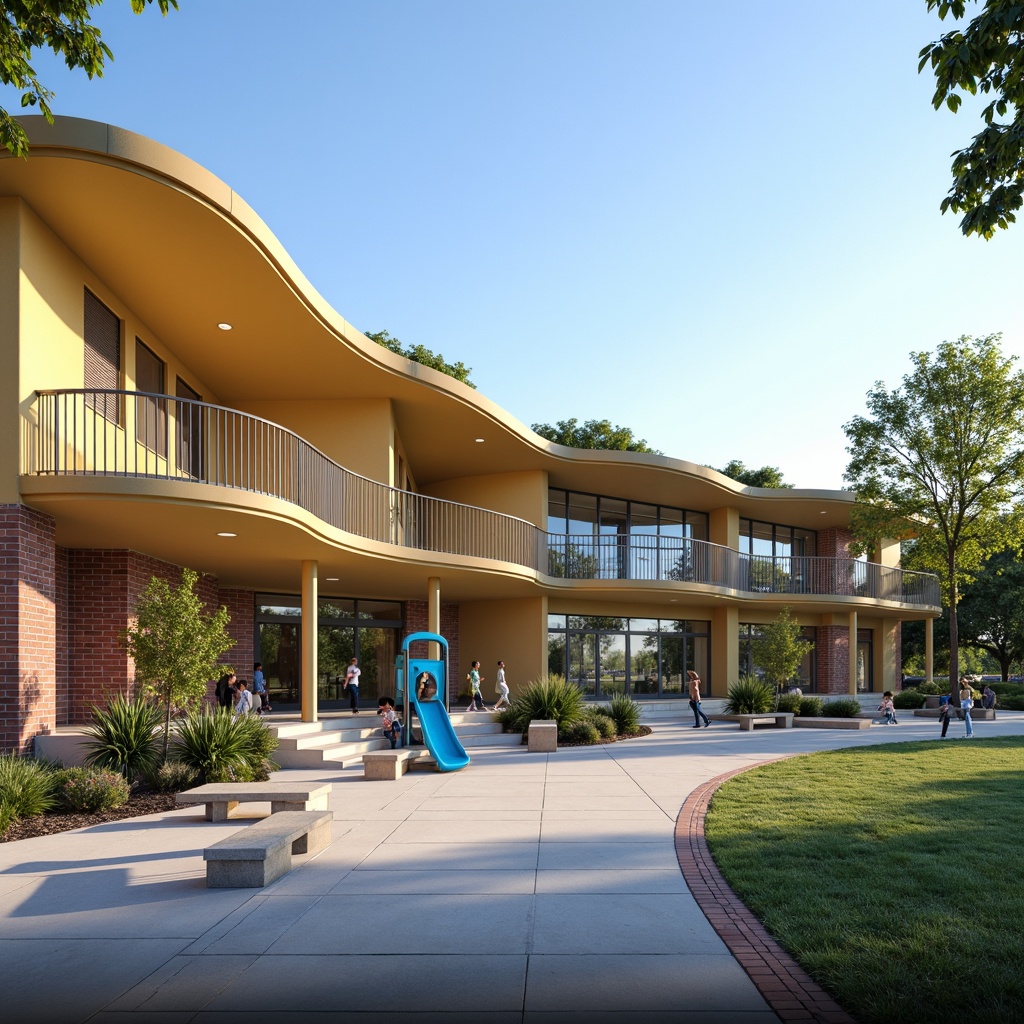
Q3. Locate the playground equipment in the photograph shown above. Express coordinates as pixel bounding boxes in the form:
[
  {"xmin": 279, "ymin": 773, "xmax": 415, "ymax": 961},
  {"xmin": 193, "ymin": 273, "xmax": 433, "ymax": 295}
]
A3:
[{"xmin": 396, "ymin": 631, "xmax": 469, "ymax": 771}]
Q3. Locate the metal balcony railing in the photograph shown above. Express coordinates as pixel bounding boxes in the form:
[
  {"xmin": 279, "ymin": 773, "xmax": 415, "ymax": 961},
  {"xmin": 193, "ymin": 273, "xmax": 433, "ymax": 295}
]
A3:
[{"xmin": 23, "ymin": 390, "xmax": 941, "ymax": 608}]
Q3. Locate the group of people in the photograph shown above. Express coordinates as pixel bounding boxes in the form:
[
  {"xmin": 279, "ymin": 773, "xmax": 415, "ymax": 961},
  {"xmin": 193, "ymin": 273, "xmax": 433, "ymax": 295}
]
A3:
[
  {"xmin": 465, "ymin": 660, "xmax": 511, "ymax": 712},
  {"xmin": 937, "ymin": 677, "xmax": 995, "ymax": 738},
  {"xmin": 214, "ymin": 662, "xmax": 272, "ymax": 716}
]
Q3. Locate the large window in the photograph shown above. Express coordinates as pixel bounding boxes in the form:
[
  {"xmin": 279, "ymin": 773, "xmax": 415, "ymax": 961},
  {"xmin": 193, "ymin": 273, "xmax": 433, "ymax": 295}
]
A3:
[
  {"xmin": 84, "ymin": 289, "xmax": 120, "ymax": 423},
  {"xmin": 548, "ymin": 614, "xmax": 709, "ymax": 699},
  {"xmin": 135, "ymin": 339, "xmax": 167, "ymax": 456},
  {"xmin": 548, "ymin": 489, "xmax": 709, "ymax": 580},
  {"xmin": 738, "ymin": 519, "xmax": 816, "ymax": 557},
  {"xmin": 739, "ymin": 623, "xmax": 817, "ymax": 692},
  {"xmin": 255, "ymin": 596, "xmax": 403, "ymax": 706}
]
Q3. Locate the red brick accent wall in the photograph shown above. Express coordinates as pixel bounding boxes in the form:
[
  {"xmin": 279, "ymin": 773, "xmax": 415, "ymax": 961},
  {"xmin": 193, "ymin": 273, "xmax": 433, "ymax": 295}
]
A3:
[
  {"xmin": 0, "ymin": 505, "xmax": 57, "ymax": 755},
  {"xmin": 218, "ymin": 588, "xmax": 254, "ymax": 701},
  {"xmin": 818, "ymin": 528, "xmax": 853, "ymax": 559},
  {"xmin": 816, "ymin": 624, "xmax": 851, "ymax": 694},
  {"xmin": 65, "ymin": 550, "xmax": 221, "ymax": 722},
  {"xmin": 55, "ymin": 546, "xmax": 69, "ymax": 727},
  {"xmin": 403, "ymin": 599, "xmax": 460, "ymax": 697}
]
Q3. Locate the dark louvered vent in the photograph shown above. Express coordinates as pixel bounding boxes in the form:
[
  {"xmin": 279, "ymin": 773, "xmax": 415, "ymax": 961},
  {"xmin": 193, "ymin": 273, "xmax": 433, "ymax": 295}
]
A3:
[{"xmin": 84, "ymin": 289, "xmax": 120, "ymax": 422}]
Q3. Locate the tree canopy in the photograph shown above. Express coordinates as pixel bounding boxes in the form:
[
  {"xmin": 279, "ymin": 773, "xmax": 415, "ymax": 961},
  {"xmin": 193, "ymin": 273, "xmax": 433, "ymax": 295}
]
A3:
[
  {"xmin": 844, "ymin": 334, "xmax": 1024, "ymax": 692},
  {"xmin": 713, "ymin": 460, "xmax": 793, "ymax": 488},
  {"xmin": 365, "ymin": 329, "xmax": 475, "ymax": 389},
  {"xmin": 531, "ymin": 417, "xmax": 660, "ymax": 453},
  {"xmin": 0, "ymin": 0, "xmax": 178, "ymax": 159},
  {"xmin": 920, "ymin": 0, "xmax": 1024, "ymax": 237},
  {"xmin": 956, "ymin": 546, "xmax": 1024, "ymax": 679},
  {"xmin": 750, "ymin": 607, "xmax": 811, "ymax": 690}
]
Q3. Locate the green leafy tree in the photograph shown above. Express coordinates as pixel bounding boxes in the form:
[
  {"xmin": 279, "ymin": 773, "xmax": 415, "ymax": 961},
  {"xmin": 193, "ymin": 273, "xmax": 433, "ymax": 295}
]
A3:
[
  {"xmin": 531, "ymin": 417, "xmax": 660, "ymax": 453},
  {"xmin": 365, "ymin": 329, "xmax": 475, "ymax": 388},
  {"xmin": 1, "ymin": 0, "xmax": 179, "ymax": 158},
  {"xmin": 713, "ymin": 460, "xmax": 793, "ymax": 488},
  {"xmin": 749, "ymin": 607, "xmax": 811, "ymax": 690},
  {"xmin": 957, "ymin": 546, "xmax": 1024, "ymax": 679},
  {"xmin": 844, "ymin": 334, "xmax": 1024, "ymax": 697},
  {"xmin": 123, "ymin": 567, "xmax": 234, "ymax": 760},
  {"xmin": 919, "ymin": 0, "xmax": 1024, "ymax": 237}
]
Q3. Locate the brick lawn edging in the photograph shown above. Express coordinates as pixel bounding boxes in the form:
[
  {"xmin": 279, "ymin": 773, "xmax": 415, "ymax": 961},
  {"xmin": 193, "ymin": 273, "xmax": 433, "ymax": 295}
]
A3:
[{"xmin": 674, "ymin": 763, "xmax": 856, "ymax": 1024}]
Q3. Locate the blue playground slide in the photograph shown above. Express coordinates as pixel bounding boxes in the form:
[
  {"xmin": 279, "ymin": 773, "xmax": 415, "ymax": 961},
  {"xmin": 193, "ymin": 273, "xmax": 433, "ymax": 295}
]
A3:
[{"xmin": 413, "ymin": 698, "xmax": 470, "ymax": 771}]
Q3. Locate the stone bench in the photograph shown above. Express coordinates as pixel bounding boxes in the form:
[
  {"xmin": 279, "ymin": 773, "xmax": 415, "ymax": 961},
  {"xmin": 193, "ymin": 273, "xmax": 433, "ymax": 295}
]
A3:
[
  {"xmin": 362, "ymin": 749, "xmax": 435, "ymax": 780},
  {"xmin": 528, "ymin": 720, "xmax": 558, "ymax": 752},
  {"xmin": 176, "ymin": 782, "xmax": 332, "ymax": 822},
  {"xmin": 913, "ymin": 707, "xmax": 996, "ymax": 721},
  {"xmin": 204, "ymin": 810, "xmax": 333, "ymax": 887},
  {"xmin": 709, "ymin": 713, "xmax": 794, "ymax": 731},
  {"xmin": 794, "ymin": 716, "xmax": 871, "ymax": 730}
]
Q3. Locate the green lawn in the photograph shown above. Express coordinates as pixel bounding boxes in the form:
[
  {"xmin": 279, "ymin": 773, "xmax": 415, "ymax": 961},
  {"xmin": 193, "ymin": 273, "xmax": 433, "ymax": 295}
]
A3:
[{"xmin": 704, "ymin": 736, "xmax": 1024, "ymax": 1024}]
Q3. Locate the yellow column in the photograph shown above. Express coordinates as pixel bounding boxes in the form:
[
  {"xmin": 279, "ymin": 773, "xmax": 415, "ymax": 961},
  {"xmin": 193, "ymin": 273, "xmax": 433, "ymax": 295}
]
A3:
[
  {"xmin": 925, "ymin": 617, "xmax": 934, "ymax": 686},
  {"xmin": 301, "ymin": 559, "xmax": 318, "ymax": 723},
  {"xmin": 710, "ymin": 605, "xmax": 738, "ymax": 697},
  {"xmin": 848, "ymin": 610, "xmax": 858, "ymax": 694},
  {"xmin": 428, "ymin": 576, "xmax": 441, "ymax": 659}
]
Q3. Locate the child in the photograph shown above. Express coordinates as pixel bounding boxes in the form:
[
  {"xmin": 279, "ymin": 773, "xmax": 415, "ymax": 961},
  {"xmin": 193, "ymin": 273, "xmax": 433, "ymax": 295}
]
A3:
[
  {"xmin": 377, "ymin": 696, "xmax": 402, "ymax": 748},
  {"xmin": 233, "ymin": 678, "xmax": 252, "ymax": 716},
  {"xmin": 878, "ymin": 691, "xmax": 898, "ymax": 725},
  {"xmin": 466, "ymin": 661, "xmax": 486, "ymax": 711}
]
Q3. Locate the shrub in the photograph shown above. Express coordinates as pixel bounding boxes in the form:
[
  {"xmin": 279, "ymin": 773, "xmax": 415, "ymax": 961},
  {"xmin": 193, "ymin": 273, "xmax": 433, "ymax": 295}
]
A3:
[
  {"xmin": 821, "ymin": 698, "xmax": 862, "ymax": 718},
  {"xmin": 776, "ymin": 693, "xmax": 802, "ymax": 714},
  {"xmin": 53, "ymin": 766, "xmax": 129, "ymax": 813},
  {"xmin": 503, "ymin": 675, "xmax": 586, "ymax": 733},
  {"xmin": 495, "ymin": 706, "xmax": 520, "ymax": 732},
  {"xmin": 171, "ymin": 708, "xmax": 279, "ymax": 784},
  {"xmin": 597, "ymin": 693, "xmax": 643, "ymax": 735},
  {"xmin": 558, "ymin": 719, "xmax": 601, "ymax": 745},
  {"xmin": 998, "ymin": 694, "xmax": 1024, "ymax": 710},
  {"xmin": 798, "ymin": 696, "xmax": 824, "ymax": 717},
  {"xmin": 0, "ymin": 754, "xmax": 56, "ymax": 825},
  {"xmin": 893, "ymin": 688, "xmax": 927, "ymax": 709},
  {"xmin": 724, "ymin": 675, "xmax": 775, "ymax": 714},
  {"xmin": 145, "ymin": 760, "xmax": 199, "ymax": 793},
  {"xmin": 917, "ymin": 679, "xmax": 947, "ymax": 695},
  {"xmin": 83, "ymin": 694, "xmax": 162, "ymax": 783},
  {"xmin": 584, "ymin": 709, "xmax": 617, "ymax": 739}
]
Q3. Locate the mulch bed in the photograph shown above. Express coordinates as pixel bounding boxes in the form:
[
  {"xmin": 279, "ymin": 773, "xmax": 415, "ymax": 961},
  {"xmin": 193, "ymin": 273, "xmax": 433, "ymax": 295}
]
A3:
[{"xmin": 1, "ymin": 791, "xmax": 178, "ymax": 844}]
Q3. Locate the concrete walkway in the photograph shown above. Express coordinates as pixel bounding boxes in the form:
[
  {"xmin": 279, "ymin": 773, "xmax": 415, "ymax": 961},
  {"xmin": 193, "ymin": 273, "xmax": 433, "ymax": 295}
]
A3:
[{"xmin": 3, "ymin": 711, "xmax": 1022, "ymax": 1024}]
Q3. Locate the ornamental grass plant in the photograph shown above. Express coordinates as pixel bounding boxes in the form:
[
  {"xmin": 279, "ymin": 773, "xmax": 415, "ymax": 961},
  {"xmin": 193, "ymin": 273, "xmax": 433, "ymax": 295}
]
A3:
[
  {"xmin": 705, "ymin": 737, "xmax": 1024, "ymax": 1024},
  {"xmin": 0, "ymin": 754, "xmax": 55, "ymax": 834},
  {"xmin": 83, "ymin": 694, "xmax": 163, "ymax": 783},
  {"xmin": 723, "ymin": 675, "xmax": 776, "ymax": 714},
  {"xmin": 503, "ymin": 675, "xmax": 586, "ymax": 734},
  {"xmin": 172, "ymin": 707, "xmax": 279, "ymax": 784},
  {"xmin": 597, "ymin": 693, "xmax": 643, "ymax": 735}
]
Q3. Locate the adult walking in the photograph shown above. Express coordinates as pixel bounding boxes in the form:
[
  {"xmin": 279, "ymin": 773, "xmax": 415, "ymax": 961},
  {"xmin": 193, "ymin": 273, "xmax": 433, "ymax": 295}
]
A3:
[
  {"xmin": 343, "ymin": 657, "xmax": 361, "ymax": 714},
  {"xmin": 215, "ymin": 671, "xmax": 236, "ymax": 709},
  {"xmin": 494, "ymin": 660, "xmax": 512, "ymax": 710},
  {"xmin": 687, "ymin": 670, "xmax": 711, "ymax": 728}
]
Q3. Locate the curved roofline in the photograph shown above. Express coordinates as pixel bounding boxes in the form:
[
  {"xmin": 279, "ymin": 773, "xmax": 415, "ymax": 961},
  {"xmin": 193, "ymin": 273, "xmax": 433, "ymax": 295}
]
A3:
[{"xmin": 9, "ymin": 115, "xmax": 855, "ymax": 512}]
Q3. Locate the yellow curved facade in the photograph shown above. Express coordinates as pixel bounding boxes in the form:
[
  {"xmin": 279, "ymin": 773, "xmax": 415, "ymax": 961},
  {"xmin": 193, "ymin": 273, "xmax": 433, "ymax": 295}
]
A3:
[{"xmin": 0, "ymin": 117, "xmax": 939, "ymax": 751}]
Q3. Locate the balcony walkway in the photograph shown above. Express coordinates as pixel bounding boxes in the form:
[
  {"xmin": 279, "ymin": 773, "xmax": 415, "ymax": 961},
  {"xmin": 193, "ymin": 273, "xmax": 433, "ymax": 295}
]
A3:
[{"xmin": 4, "ymin": 711, "xmax": 1019, "ymax": 1022}]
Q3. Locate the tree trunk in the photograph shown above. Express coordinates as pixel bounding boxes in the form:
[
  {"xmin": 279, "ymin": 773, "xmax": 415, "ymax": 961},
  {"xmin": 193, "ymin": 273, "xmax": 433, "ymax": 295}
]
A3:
[
  {"xmin": 162, "ymin": 688, "xmax": 172, "ymax": 763},
  {"xmin": 948, "ymin": 552, "xmax": 959, "ymax": 702}
]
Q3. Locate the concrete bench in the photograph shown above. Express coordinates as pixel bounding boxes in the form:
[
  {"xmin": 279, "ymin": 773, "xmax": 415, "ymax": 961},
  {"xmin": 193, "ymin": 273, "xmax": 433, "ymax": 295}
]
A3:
[
  {"xmin": 176, "ymin": 782, "xmax": 332, "ymax": 822},
  {"xmin": 362, "ymin": 749, "xmax": 435, "ymax": 780},
  {"xmin": 204, "ymin": 810, "xmax": 333, "ymax": 887},
  {"xmin": 709, "ymin": 713, "xmax": 793, "ymax": 731},
  {"xmin": 794, "ymin": 716, "xmax": 871, "ymax": 730},
  {"xmin": 913, "ymin": 707, "xmax": 996, "ymax": 721},
  {"xmin": 528, "ymin": 720, "xmax": 558, "ymax": 752}
]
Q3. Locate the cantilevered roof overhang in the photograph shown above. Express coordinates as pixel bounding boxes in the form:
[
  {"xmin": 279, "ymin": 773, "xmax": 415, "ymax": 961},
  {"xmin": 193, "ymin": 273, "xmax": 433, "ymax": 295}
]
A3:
[{"xmin": 3, "ymin": 115, "xmax": 856, "ymax": 529}]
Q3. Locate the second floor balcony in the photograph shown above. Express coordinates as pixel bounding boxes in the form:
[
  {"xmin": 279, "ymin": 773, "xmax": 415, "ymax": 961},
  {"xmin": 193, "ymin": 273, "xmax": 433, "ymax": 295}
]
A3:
[{"xmin": 22, "ymin": 389, "xmax": 942, "ymax": 609}]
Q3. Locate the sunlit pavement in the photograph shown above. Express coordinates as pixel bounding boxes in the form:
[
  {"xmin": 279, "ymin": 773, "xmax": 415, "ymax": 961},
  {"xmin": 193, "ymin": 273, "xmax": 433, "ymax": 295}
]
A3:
[{"xmin": 2, "ymin": 711, "xmax": 1020, "ymax": 1024}]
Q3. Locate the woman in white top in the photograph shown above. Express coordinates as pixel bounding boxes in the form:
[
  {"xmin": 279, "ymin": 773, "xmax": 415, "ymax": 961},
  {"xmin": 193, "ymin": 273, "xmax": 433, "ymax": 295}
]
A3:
[{"xmin": 494, "ymin": 660, "xmax": 511, "ymax": 710}]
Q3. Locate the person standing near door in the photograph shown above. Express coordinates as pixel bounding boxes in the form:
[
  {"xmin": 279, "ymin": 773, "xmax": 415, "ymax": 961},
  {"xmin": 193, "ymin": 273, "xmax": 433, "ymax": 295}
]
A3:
[{"xmin": 344, "ymin": 657, "xmax": 361, "ymax": 714}]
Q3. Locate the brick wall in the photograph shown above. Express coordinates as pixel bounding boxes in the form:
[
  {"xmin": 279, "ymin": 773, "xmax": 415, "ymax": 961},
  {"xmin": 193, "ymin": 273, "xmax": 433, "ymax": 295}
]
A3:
[
  {"xmin": 0, "ymin": 505, "xmax": 57, "ymax": 755},
  {"xmin": 818, "ymin": 528, "xmax": 852, "ymax": 559},
  {"xmin": 403, "ymin": 599, "xmax": 460, "ymax": 698},
  {"xmin": 218, "ymin": 588, "xmax": 255, "ymax": 702},
  {"xmin": 55, "ymin": 546, "xmax": 69, "ymax": 727},
  {"xmin": 816, "ymin": 624, "xmax": 851, "ymax": 694}
]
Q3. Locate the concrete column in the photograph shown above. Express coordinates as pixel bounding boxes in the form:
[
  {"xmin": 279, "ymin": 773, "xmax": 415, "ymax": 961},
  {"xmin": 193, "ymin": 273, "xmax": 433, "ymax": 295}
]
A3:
[
  {"xmin": 427, "ymin": 576, "xmax": 441, "ymax": 659},
  {"xmin": 301, "ymin": 560, "xmax": 318, "ymax": 723},
  {"xmin": 848, "ymin": 609, "xmax": 858, "ymax": 694},
  {"xmin": 925, "ymin": 617, "xmax": 934, "ymax": 685},
  {"xmin": 710, "ymin": 605, "xmax": 738, "ymax": 697}
]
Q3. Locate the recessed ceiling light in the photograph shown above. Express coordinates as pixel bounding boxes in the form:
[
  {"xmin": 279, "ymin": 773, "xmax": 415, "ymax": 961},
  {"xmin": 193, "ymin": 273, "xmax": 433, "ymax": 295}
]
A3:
[
  {"xmin": 216, "ymin": 532, "xmax": 237, "ymax": 538},
  {"xmin": 820, "ymin": 511, "xmax": 828, "ymax": 515},
  {"xmin": 474, "ymin": 437, "xmax": 485, "ymax": 443},
  {"xmin": 326, "ymin": 577, "xmax": 339, "ymax": 582},
  {"xmin": 217, "ymin": 322, "xmax": 233, "ymax": 331}
]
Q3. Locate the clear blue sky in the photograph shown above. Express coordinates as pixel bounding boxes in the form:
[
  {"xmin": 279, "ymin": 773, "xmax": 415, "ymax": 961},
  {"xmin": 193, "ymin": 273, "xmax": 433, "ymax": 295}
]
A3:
[{"xmin": 6, "ymin": 1, "xmax": 1024, "ymax": 490}]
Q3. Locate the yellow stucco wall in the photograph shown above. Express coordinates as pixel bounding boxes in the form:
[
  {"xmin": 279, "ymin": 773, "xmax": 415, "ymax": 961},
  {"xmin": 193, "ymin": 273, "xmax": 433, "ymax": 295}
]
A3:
[
  {"xmin": 423, "ymin": 471, "xmax": 548, "ymax": 528},
  {"xmin": 239, "ymin": 398, "xmax": 394, "ymax": 485},
  {"xmin": 458, "ymin": 597, "xmax": 547, "ymax": 696},
  {"xmin": 0, "ymin": 200, "xmax": 20, "ymax": 503}
]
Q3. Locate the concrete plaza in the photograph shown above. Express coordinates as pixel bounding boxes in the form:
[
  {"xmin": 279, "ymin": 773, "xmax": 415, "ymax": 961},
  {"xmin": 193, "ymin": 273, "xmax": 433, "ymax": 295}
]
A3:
[{"xmin": 2, "ymin": 710, "xmax": 1020, "ymax": 1024}]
